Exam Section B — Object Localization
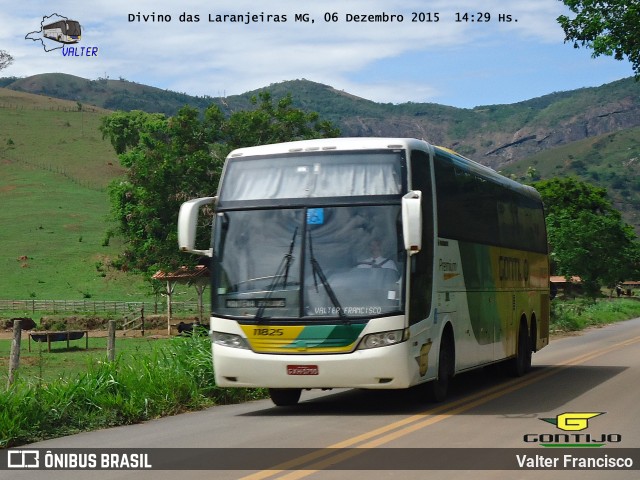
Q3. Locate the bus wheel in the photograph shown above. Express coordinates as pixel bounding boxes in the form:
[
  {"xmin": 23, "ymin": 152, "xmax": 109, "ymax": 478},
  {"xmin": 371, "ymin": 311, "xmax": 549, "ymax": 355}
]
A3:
[
  {"xmin": 269, "ymin": 388, "xmax": 302, "ymax": 406},
  {"xmin": 427, "ymin": 331, "xmax": 454, "ymax": 402},
  {"xmin": 511, "ymin": 321, "xmax": 532, "ymax": 377}
]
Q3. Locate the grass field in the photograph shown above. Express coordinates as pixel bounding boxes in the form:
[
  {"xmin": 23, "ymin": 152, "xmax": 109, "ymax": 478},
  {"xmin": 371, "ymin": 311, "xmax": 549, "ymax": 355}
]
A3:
[
  {"xmin": 0, "ymin": 89, "xmax": 121, "ymax": 189},
  {"xmin": 0, "ymin": 159, "xmax": 154, "ymax": 300},
  {"xmin": 0, "ymin": 332, "xmax": 169, "ymax": 386},
  {"xmin": 0, "ymin": 89, "xmax": 157, "ymax": 301}
]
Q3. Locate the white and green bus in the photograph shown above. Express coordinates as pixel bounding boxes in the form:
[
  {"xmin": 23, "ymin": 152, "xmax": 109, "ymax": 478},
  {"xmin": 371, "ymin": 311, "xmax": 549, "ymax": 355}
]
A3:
[{"xmin": 178, "ymin": 138, "xmax": 550, "ymax": 406}]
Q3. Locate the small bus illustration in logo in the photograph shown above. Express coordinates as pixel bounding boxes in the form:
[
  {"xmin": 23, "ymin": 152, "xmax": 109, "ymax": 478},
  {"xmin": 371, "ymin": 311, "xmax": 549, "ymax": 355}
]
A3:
[{"xmin": 43, "ymin": 19, "xmax": 81, "ymax": 44}]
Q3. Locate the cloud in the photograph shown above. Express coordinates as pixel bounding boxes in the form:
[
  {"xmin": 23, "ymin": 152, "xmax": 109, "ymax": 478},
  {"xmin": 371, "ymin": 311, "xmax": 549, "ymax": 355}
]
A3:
[
  {"xmin": 97, "ymin": 0, "xmax": 572, "ymax": 101},
  {"xmin": 4, "ymin": 0, "xmax": 631, "ymax": 107}
]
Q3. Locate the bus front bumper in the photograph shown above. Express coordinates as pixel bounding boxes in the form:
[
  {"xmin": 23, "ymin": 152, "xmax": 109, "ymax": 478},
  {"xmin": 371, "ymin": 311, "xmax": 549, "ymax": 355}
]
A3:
[{"xmin": 212, "ymin": 342, "xmax": 415, "ymax": 390}]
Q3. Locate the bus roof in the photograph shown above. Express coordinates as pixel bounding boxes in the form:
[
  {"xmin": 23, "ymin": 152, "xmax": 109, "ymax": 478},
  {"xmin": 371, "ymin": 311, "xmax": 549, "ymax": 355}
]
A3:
[
  {"xmin": 43, "ymin": 19, "xmax": 81, "ymax": 29},
  {"xmin": 432, "ymin": 145, "xmax": 541, "ymax": 201},
  {"xmin": 226, "ymin": 137, "xmax": 430, "ymax": 157}
]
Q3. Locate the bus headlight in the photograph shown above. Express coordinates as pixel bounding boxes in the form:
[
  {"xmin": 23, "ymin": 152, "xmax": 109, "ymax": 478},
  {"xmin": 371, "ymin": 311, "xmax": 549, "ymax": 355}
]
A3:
[
  {"xmin": 357, "ymin": 329, "xmax": 408, "ymax": 350},
  {"xmin": 212, "ymin": 331, "xmax": 249, "ymax": 349}
]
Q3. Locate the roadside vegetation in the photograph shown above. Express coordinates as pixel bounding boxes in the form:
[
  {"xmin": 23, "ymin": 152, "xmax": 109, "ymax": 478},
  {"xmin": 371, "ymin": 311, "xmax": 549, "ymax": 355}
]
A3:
[
  {"xmin": 0, "ymin": 331, "xmax": 267, "ymax": 448},
  {"xmin": 550, "ymin": 297, "xmax": 640, "ymax": 332}
]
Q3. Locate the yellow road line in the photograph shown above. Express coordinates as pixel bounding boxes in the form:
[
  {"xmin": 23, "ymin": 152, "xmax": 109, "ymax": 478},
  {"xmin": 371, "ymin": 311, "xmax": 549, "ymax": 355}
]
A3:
[{"xmin": 241, "ymin": 334, "xmax": 640, "ymax": 480}]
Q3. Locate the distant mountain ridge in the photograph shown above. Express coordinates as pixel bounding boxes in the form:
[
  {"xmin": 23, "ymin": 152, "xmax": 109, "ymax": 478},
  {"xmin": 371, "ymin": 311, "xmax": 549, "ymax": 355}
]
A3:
[{"xmin": 2, "ymin": 73, "xmax": 639, "ymax": 171}]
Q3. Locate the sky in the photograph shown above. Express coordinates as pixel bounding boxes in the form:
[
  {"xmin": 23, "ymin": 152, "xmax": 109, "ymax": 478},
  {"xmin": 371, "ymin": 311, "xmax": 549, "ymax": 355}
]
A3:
[{"xmin": 1, "ymin": 0, "xmax": 635, "ymax": 109}]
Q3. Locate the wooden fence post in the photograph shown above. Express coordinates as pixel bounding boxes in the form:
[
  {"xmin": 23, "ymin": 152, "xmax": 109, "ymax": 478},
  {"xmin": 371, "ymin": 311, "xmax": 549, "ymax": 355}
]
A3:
[
  {"xmin": 107, "ymin": 320, "xmax": 116, "ymax": 362},
  {"xmin": 7, "ymin": 320, "xmax": 22, "ymax": 389}
]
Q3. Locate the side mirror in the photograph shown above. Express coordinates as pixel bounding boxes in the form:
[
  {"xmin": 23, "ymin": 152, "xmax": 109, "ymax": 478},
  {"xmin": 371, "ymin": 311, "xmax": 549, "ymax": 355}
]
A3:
[
  {"xmin": 402, "ymin": 191, "xmax": 422, "ymax": 255},
  {"xmin": 178, "ymin": 197, "xmax": 216, "ymax": 256}
]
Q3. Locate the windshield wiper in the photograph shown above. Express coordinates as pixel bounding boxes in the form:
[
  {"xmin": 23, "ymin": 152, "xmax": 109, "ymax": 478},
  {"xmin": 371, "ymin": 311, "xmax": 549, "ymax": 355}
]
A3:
[
  {"xmin": 307, "ymin": 230, "xmax": 348, "ymax": 323},
  {"xmin": 282, "ymin": 227, "xmax": 298, "ymax": 289},
  {"xmin": 254, "ymin": 227, "xmax": 298, "ymax": 321}
]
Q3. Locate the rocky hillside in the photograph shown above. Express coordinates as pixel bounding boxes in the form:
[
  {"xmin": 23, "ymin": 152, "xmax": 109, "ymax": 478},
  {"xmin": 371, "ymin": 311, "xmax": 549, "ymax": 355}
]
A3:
[{"xmin": 205, "ymin": 77, "xmax": 640, "ymax": 170}]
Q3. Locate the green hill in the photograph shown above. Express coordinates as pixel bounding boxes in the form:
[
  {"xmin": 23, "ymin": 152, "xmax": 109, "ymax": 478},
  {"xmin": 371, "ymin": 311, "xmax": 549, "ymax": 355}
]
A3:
[
  {"xmin": 209, "ymin": 77, "xmax": 640, "ymax": 168},
  {"xmin": 4, "ymin": 74, "xmax": 639, "ymax": 169},
  {"xmin": 2, "ymin": 73, "xmax": 213, "ymax": 116},
  {"xmin": 0, "ymin": 89, "xmax": 149, "ymax": 301}
]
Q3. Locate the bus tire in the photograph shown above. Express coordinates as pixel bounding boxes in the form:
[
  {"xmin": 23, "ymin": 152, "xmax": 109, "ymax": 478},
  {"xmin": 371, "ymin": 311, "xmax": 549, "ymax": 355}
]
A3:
[
  {"xmin": 511, "ymin": 320, "xmax": 532, "ymax": 377},
  {"xmin": 427, "ymin": 329, "xmax": 454, "ymax": 402},
  {"xmin": 269, "ymin": 388, "xmax": 302, "ymax": 406}
]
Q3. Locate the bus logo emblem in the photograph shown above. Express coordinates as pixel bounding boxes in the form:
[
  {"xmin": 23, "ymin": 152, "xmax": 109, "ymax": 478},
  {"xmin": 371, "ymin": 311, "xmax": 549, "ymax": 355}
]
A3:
[{"xmin": 541, "ymin": 412, "xmax": 605, "ymax": 431}]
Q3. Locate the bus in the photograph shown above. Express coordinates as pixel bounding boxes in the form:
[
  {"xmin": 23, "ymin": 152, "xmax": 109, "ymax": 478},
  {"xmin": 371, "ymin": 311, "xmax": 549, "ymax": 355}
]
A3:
[
  {"xmin": 43, "ymin": 19, "xmax": 81, "ymax": 44},
  {"xmin": 178, "ymin": 138, "xmax": 550, "ymax": 406}
]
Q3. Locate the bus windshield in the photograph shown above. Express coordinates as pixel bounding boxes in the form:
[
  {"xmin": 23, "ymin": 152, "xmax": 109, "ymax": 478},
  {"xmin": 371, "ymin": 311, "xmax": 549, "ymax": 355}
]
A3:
[
  {"xmin": 66, "ymin": 21, "xmax": 81, "ymax": 36},
  {"xmin": 212, "ymin": 204, "xmax": 405, "ymax": 320},
  {"xmin": 219, "ymin": 150, "xmax": 404, "ymax": 201}
]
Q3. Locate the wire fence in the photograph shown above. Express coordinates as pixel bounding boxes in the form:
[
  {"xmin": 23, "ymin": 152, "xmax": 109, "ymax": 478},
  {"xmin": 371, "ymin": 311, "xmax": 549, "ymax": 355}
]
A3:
[
  {"xmin": 0, "ymin": 299, "xmax": 207, "ymax": 316},
  {"xmin": 7, "ymin": 156, "xmax": 108, "ymax": 191},
  {"xmin": 0, "ymin": 103, "xmax": 102, "ymax": 113}
]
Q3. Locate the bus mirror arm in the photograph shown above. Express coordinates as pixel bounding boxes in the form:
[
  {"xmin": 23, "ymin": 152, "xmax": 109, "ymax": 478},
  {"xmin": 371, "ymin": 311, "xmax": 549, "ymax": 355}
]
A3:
[
  {"xmin": 402, "ymin": 191, "xmax": 422, "ymax": 255},
  {"xmin": 178, "ymin": 196, "xmax": 216, "ymax": 257}
]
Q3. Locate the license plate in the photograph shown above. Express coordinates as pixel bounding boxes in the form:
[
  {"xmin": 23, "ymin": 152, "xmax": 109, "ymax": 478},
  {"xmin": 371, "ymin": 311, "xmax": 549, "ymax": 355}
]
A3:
[{"xmin": 287, "ymin": 365, "xmax": 319, "ymax": 375}]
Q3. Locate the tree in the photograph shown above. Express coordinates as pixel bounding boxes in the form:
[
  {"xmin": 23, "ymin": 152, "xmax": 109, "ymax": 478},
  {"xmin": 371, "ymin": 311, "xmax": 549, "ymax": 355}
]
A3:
[
  {"xmin": 533, "ymin": 178, "xmax": 640, "ymax": 297},
  {"xmin": 0, "ymin": 50, "xmax": 13, "ymax": 71},
  {"xmin": 558, "ymin": 0, "xmax": 640, "ymax": 78},
  {"xmin": 104, "ymin": 107, "xmax": 211, "ymax": 274},
  {"xmin": 100, "ymin": 110, "xmax": 166, "ymax": 154},
  {"xmin": 220, "ymin": 92, "xmax": 338, "ymax": 151},
  {"xmin": 101, "ymin": 92, "xmax": 340, "ymax": 275}
]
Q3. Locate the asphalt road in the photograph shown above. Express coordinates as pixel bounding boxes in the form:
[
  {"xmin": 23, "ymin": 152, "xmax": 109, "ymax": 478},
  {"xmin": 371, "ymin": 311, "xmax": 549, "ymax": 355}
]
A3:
[{"xmin": 7, "ymin": 317, "xmax": 640, "ymax": 480}]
